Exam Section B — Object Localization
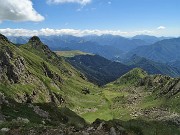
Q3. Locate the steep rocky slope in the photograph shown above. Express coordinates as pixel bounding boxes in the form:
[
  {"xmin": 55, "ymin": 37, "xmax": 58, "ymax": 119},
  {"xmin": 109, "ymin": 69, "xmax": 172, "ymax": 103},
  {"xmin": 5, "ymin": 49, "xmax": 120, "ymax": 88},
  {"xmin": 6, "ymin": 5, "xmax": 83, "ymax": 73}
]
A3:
[
  {"xmin": 105, "ymin": 68, "xmax": 180, "ymax": 124},
  {"xmin": 0, "ymin": 34, "xmax": 111, "ymax": 127}
]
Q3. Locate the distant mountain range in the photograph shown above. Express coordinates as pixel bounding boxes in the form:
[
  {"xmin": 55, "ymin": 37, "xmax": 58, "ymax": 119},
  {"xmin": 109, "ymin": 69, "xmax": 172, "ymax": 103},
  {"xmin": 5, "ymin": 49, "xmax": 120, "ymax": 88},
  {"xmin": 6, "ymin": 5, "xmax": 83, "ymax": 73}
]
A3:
[
  {"xmin": 8, "ymin": 36, "xmax": 29, "ymax": 45},
  {"xmin": 168, "ymin": 60, "xmax": 180, "ymax": 69},
  {"xmin": 7, "ymin": 34, "xmax": 180, "ymax": 78},
  {"xmin": 83, "ymin": 34, "xmax": 150, "ymax": 52},
  {"xmin": 127, "ymin": 37, "xmax": 180, "ymax": 63},
  {"xmin": 8, "ymin": 34, "xmax": 173, "ymax": 59},
  {"xmin": 122, "ymin": 54, "xmax": 180, "ymax": 77},
  {"xmin": 131, "ymin": 35, "xmax": 171, "ymax": 44}
]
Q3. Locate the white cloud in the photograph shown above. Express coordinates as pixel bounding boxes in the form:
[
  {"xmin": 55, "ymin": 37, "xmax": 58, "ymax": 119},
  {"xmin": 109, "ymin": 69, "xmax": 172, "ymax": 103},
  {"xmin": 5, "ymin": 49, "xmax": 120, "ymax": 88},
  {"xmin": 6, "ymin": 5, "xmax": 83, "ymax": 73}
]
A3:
[
  {"xmin": 108, "ymin": 1, "xmax": 112, "ymax": 4},
  {"xmin": 0, "ymin": 28, "xmax": 155, "ymax": 37},
  {"xmin": 47, "ymin": 0, "xmax": 91, "ymax": 5},
  {"xmin": 157, "ymin": 26, "xmax": 166, "ymax": 30},
  {"xmin": 0, "ymin": 28, "xmax": 39, "ymax": 37},
  {"xmin": 0, "ymin": 0, "xmax": 44, "ymax": 22}
]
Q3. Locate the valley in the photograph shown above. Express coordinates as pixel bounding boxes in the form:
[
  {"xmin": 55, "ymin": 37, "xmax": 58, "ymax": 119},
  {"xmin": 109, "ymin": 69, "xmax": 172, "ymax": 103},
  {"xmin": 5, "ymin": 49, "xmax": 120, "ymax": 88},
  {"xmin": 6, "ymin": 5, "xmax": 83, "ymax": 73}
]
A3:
[{"xmin": 0, "ymin": 34, "xmax": 180, "ymax": 135}]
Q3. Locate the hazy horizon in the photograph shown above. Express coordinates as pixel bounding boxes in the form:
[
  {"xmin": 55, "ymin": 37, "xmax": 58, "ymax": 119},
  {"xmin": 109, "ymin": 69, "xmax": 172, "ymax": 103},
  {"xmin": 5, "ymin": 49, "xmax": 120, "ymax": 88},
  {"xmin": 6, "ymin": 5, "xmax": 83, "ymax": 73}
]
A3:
[{"xmin": 0, "ymin": 0, "xmax": 180, "ymax": 37}]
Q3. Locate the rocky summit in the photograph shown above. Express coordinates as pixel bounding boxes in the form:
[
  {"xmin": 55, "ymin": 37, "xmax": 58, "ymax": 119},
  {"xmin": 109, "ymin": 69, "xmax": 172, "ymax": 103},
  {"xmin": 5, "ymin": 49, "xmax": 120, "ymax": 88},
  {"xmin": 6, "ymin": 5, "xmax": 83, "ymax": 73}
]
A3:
[
  {"xmin": 0, "ymin": 34, "xmax": 10, "ymax": 43},
  {"xmin": 0, "ymin": 34, "xmax": 180, "ymax": 135}
]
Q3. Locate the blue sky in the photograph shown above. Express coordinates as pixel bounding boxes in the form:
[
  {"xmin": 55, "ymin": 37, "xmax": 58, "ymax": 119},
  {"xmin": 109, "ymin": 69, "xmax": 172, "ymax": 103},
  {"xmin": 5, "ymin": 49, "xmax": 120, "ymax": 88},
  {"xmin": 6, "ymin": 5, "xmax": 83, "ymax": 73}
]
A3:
[{"xmin": 0, "ymin": 0, "xmax": 180, "ymax": 37}]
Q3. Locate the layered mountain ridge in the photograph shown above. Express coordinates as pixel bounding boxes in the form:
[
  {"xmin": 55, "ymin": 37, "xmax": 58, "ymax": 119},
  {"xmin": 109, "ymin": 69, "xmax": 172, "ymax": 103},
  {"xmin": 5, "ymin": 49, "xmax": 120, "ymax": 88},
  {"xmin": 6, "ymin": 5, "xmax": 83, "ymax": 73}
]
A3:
[
  {"xmin": 7, "ymin": 35, "xmax": 180, "ymax": 77},
  {"xmin": 128, "ymin": 37, "xmax": 180, "ymax": 63}
]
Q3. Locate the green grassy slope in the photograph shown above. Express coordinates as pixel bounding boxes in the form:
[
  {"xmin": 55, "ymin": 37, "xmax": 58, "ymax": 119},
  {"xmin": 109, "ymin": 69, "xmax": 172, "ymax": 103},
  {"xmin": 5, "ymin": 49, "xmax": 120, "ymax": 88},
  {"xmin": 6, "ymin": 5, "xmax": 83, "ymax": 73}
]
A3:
[{"xmin": 0, "ymin": 35, "xmax": 112, "ymax": 124}]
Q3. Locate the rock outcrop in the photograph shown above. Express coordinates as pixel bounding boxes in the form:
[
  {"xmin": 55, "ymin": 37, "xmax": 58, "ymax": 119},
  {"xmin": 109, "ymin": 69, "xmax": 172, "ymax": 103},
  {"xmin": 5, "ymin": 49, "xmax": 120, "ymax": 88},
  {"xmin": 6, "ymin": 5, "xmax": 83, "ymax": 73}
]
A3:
[
  {"xmin": 0, "ymin": 45, "xmax": 28, "ymax": 84},
  {"xmin": 43, "ymin": 62, "xmax": 63, "ymax": 84}
]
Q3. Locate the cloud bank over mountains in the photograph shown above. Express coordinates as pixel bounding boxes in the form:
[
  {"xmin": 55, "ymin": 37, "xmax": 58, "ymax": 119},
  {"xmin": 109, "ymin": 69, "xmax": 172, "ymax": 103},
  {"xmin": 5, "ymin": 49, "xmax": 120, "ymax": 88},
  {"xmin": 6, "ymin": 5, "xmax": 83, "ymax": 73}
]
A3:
[{"xmin": 0, "ymin": 28, "xmax": 156, "ymax": 37}]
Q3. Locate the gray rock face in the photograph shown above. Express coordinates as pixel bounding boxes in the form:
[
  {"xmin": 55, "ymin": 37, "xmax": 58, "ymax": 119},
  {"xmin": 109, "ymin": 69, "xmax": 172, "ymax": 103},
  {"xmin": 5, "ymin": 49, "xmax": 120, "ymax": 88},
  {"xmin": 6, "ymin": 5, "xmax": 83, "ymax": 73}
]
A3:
[
  {"xmin": 0, "ymin": 46, "xmax": 27, "ymax": 83},
  {"xmin": 0, "ymin": 92, "xmax": 7, "ymax": 105},
  {"xmin": 43, "ymin": 62, "xmax": 63, "ymax": 83},
  {"xmin": 0, "ymin": 92, "xmax": 7, "ymax": 123},
  {"xmin": 0, "ymin": 114, "xmax": 5, "ymax": 123},
  {"xmin": 0, "ymin": 34, "xmax": 10, "ymax": 44},
  {"xmin": 50, "ymin": 92, "xmax": 65, "ymax": 105},
  {"xmin": 29, "ymin": 104, "xmax": 49, "ymax": 118},
  {"xmin": 15, "ymin": 117, "xmax": 30, "ymax": 124},
  {"xmin": 110, "ymin": 127, "xmax": 117, "ymax": 135},
  {"xmin": 138, "ymin": 75, "xmax": 180, "ymax": 98},
  {"xmin": 1, "ymin": 128, "xmax": 10, "ymax": 132}
]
